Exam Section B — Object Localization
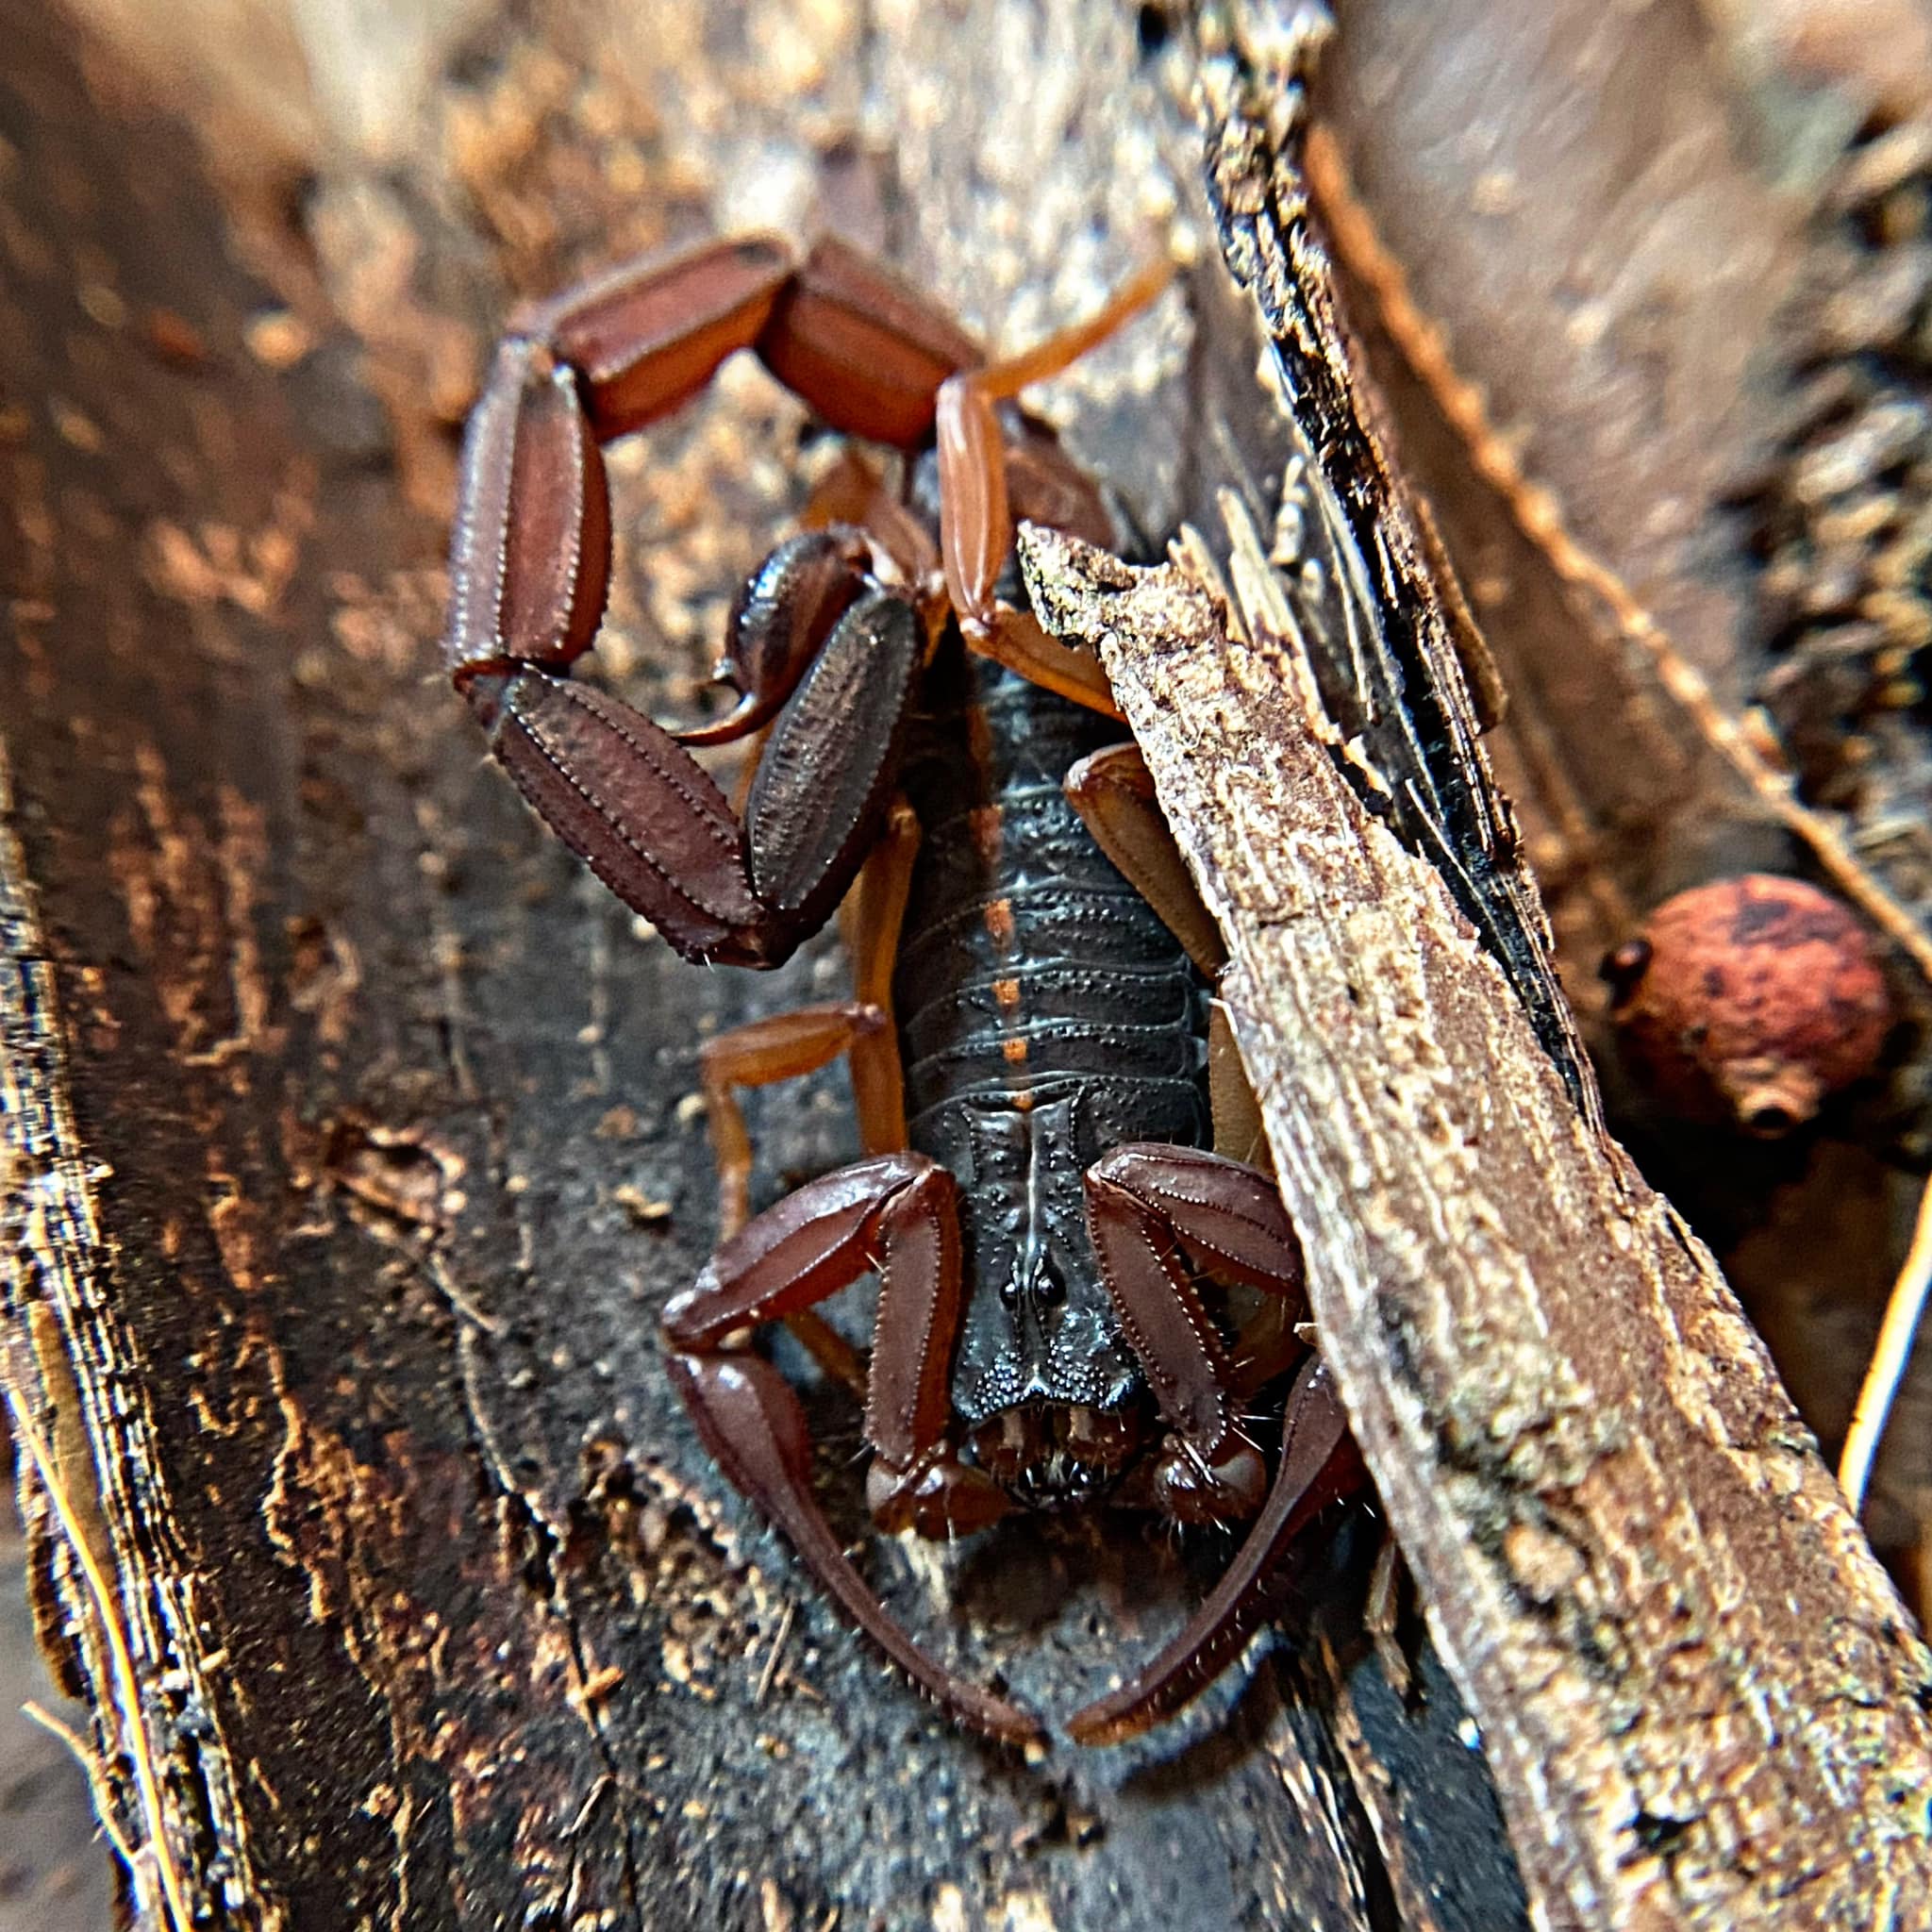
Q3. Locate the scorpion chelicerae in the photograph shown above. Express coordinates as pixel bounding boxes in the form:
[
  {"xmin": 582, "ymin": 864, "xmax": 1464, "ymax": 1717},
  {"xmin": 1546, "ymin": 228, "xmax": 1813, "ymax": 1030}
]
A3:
[{"xmin": 442, "ymin": 231, "xmax": 1361, "ymax": 1747}]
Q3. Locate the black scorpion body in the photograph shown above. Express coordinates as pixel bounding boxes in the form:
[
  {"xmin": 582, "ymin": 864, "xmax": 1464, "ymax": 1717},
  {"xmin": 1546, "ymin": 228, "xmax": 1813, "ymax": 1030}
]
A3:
[{"xmin": 891, "ymin": 641, "xmax": 1211, "ymax": 1509}]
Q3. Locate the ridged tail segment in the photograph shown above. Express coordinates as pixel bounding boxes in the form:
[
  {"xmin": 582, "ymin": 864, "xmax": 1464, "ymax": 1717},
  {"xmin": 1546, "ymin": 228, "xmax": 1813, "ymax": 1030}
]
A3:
[{"xmin": 893, "ymin": 648, "xmax": 1208, "ymax": 1168}]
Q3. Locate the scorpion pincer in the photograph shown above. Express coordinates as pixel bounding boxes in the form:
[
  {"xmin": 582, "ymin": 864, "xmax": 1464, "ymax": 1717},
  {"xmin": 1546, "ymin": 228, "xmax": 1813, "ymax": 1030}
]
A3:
[{"xmin": 442, "ymin": 230, "xmax": 1363, "ymax": 1748}]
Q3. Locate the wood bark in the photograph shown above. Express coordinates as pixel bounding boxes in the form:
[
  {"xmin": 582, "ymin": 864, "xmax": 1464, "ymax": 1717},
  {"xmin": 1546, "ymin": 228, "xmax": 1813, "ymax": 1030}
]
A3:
[
  {"xmin": 1021, "ymin": 31, "xmax": 1932, "ymax": 1924},
  {"xmin": 1313, "ymin": 0, "xmax": 1932, "ymax": 1566},
  {"xmin": 0, "ymin": 2, "xmax": 1537, "ymax": 1928}
]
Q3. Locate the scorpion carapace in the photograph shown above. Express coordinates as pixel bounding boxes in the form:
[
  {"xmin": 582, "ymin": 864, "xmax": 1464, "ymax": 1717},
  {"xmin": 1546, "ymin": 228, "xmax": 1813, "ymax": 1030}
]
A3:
[{"xmin": 444, "ymin": 230, "xmax": 1364, "ymax": 1749}]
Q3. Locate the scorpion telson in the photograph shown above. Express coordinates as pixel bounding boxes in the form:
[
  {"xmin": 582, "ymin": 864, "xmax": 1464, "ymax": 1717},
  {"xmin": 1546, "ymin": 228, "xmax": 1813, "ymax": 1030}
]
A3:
[{"xmin": 444, "ymin": 231, "xmax": 1363, "ymax": 1748}]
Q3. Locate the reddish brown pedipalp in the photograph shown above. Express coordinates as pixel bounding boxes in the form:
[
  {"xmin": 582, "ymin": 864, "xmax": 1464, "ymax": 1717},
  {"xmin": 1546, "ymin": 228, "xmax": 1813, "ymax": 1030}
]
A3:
[
  {"xmin": 444, "ymin": 232, "xmax": 1158, "ymax": 965},
  {"xmin": 446, "ymin": 234, "xmax": 970, "ymax": 968},
  {"xmin": 1068, "ymin": 1357, "xmax": 1363, "ymax": 1746}
]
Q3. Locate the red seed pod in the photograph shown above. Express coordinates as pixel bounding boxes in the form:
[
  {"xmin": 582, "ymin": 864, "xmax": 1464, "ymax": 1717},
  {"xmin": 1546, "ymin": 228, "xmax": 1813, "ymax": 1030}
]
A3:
[{"xmin": 1606, "ymin": 874, "xmax": 1893, "ymax": 1137}]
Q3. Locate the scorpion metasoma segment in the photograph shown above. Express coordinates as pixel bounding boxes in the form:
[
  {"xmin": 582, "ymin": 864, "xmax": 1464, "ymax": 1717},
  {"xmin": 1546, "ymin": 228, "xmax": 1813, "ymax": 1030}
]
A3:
[{"xmin": 444, "ymin": 230, "xmax": 1364, "ymax": 1748}]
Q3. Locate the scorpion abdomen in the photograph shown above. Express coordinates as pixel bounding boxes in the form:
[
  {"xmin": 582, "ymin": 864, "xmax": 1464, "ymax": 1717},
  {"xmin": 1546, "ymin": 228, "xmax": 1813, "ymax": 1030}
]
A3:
[{"xmin": 892, "ymin": 650, "xmax": 1209, "ymax": 1486}]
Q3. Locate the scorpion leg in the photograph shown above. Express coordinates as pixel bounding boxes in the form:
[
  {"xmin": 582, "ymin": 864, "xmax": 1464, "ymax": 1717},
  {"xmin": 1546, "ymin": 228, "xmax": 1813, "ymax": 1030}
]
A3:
[
  {"xmin": 1065, "ymin": 743, "xmax": 1224, "ymax": 976},
  {"xmin": 1207, "ymin": 1005, "xmax": 1272, "ymax": 1173},
  {"xmin": 695, "ymin": 800, "xmax": 922, "ymax": 1391},
  {"xmin": 1365, "ymin": 1531, "xmax": 1416, "ymax": 1703},
  {"xmin": 1066, "ymin": 1357, "xmax": 1362, "ymax": 1746},
  {"xmin": 699, "ymin": 1001, "xmax": 892, "ymax": 1243},
  {"xmin": 695, "ymin": 999, "xmax": 891, "ymax": 1401},
  {"xmin": 954, "ymin": 608, "xmax": 1124, "ymax": 719},
  {"xmin": 932, "ymin": 254, "xmax": 1171, "ymax": 723},
  {"xmin": 934, "ymin": 252, "xmax": 1171, "ymax": 631},
  {"xmin": 1079, "ymin": 1148, "xmax": 1364, "ymax": 1742},
  {"xmin": 663, "ymin": 1155, "xmax": 1030, "ymax": 1745},
  {"xmin": 838, "ymin": 796, "xmax": 923, "ymax": 1153},
  {"xmin": 1063, "ymin": 743, "xmax": 1271, "ymax": 1166},
  {"xmin": 698, "ymin": 779, "xmax": 918, "ymax": 1230}
]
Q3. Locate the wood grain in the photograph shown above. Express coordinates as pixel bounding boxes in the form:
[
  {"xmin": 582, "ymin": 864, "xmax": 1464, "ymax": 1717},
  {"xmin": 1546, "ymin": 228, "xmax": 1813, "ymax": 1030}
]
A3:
[{"xmin": 1032, "ymin": 516, "xmax": 1932, "ymax": 1924}]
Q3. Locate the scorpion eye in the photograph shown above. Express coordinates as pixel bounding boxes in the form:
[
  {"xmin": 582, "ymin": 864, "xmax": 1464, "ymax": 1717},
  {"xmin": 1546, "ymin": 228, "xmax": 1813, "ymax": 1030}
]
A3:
[{"xmin": 998, "ymin": 1256, "xmax": 1067, "ymax": 1308}]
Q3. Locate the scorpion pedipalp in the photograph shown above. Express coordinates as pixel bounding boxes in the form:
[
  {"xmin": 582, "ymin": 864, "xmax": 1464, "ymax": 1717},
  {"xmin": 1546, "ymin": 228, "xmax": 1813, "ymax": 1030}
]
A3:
[
  {"xmin": 443, "ymin": 233, "xmax": 1024, "ymax": 969},
  {"xmin": 1068, "ymin": 1357, "xmax": 1361, "ymax": 1746},
  {"xmin": 675, "ymin": 528, "xmax": 874, "ymax": 747}
]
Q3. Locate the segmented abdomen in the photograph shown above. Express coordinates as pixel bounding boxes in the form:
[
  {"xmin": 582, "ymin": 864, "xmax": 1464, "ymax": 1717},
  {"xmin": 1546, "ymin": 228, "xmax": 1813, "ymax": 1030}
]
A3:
[
  {"xmin": 892, "ymin": 654, "xmax": 1208, "ymax": 1167},
  {"xmin": 891, "ymin": 650, "xmax": 1208, "ymax": 1425}
]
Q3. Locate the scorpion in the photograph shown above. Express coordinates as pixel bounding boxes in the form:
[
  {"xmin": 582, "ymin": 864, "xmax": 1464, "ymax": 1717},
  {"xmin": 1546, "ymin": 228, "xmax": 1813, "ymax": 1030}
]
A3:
[{"xmin": 443, "ymin": 231, "xmax": 1362, "ymax": 1748}]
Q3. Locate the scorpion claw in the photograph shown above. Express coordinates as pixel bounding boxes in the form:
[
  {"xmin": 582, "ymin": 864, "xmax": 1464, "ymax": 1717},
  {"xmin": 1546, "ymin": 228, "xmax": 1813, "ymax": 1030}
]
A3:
[
  {"xmin": 866, "ymin": 1453, "xmax": 1012, "ymax": 1540},
  {"xmin": 1066, "ymin": 1358, "xmax": 1362, "ymax": 1747},
  {"xmin": 477, "ymin": 673, "xmax": 764, "ymax": 956},
  {"xmin": 673, "ymin": 529, "xmax": 875, "ymax": 747},
  {"xmin": 669, "ymin": 1352, "xmax": 1045, "ymax": 1749}
]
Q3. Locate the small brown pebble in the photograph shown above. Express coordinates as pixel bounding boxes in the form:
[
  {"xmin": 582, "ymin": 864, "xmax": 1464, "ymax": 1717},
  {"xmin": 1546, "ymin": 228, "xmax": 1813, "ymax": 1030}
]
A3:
[{"xmin": 1607, "ymin": 874, "xmax": 1892, "ymax": 1137}]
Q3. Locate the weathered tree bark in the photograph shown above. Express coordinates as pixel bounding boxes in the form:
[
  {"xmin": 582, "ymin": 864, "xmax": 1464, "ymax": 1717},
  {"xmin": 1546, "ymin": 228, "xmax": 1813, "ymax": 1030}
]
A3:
[
  {"xmin": 0, "ymin": 2, "xmax": 1541, "ymax": 1928},
  {"xmin": 1023, "ymin": 28, "xmax": 1932, "ymax": 1923},
  {"xmin": 1312, "ymin": 0, "xmax": 1932, "ymax": 1571},
  {"xmin": 1034, "ymin": 504, "xmax": 1932, "ymax": 1922}
]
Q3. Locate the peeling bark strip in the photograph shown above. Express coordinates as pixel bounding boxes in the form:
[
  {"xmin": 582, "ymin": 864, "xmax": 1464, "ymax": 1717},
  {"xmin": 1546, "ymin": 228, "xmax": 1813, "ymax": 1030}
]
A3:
[
  {"xmin": 1191, "ymin": 48, "xmax": 1596, "ymax": 1132},
  {"xmin": 0, "ymin": 742, "xmax": 225, "ymax": 1931},
  {"xmin": 1021, "ymin": 514, "xmax": 1932, "ymax": 1924},
  {"xmin": 1006, "ymin": 44, "xmax": 1932, "ymax": 1920}
]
